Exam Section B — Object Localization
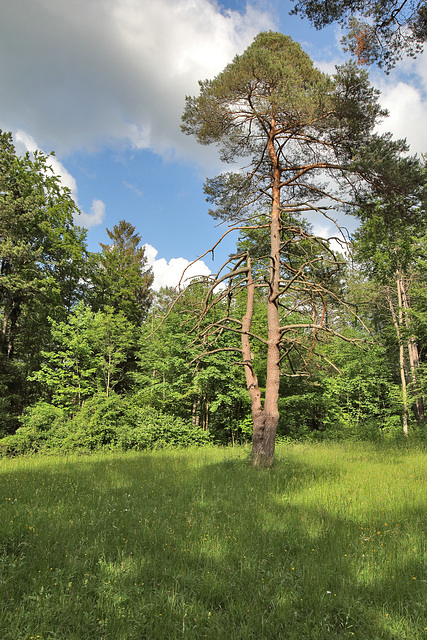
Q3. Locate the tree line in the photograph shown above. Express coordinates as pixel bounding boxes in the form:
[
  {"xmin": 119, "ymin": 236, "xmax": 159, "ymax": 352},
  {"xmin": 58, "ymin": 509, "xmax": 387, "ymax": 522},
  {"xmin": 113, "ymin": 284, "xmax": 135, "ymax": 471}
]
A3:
[{"xmin": 1, "ymin": 32, "xmax": 426, "ymax": 465}]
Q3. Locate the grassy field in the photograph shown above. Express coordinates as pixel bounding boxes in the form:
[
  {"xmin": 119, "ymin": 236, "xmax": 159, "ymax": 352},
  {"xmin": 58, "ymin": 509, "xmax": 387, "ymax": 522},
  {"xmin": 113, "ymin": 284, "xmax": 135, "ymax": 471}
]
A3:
[{"xmin": 0, "ymin": 442, "xmax": 426, "ymax": 639}]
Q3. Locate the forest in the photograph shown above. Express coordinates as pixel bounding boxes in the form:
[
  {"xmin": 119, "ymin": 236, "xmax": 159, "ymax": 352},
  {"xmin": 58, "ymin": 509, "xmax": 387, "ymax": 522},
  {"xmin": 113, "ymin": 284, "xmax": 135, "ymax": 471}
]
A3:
[{"xmin": 1, "ymin": 32, "xmax": 427, "ymax": 466}]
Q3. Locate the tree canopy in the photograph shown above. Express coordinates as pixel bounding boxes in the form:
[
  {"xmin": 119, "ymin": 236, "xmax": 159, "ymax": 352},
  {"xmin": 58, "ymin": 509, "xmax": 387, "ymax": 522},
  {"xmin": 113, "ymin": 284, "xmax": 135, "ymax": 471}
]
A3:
[
  {"xmin": 0, "ymin": 131, "xmax": 88, "ymax": 360},
  {"xmin": 290, "ymin": 0, "xmax": 427, "ymax": 70}
]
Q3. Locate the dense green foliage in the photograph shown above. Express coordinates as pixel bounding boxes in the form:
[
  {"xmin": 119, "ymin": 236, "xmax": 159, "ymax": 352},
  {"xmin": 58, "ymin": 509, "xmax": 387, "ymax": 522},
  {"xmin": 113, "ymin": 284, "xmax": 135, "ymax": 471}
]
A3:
[
  {"xmin": 0, "ymin": 444, "xmax": 426, "ymax": 638},
  {"xmin": 0, "ymin": 131, "xmax": 88, "ymax": 432},
  {"xmin": 0, "ymin": 395, "xmax": 211, "ymax": 456}
]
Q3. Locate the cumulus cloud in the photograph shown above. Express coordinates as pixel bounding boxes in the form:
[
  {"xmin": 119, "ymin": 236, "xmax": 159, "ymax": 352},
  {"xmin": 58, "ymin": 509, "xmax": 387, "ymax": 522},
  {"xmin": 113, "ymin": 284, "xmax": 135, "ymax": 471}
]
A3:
[
  {"xmin": 378, "ymin": 84, "xmax": 427, "ymax": 154},
  {"xmin": 4, "ymin": 1, "xmax": 426, "ymax": 164},
  {"xmin": 310, "ymin": 220, "xmax": 351, "ymax": 254},
  {"xmin": 144, "ymin": 243, "xmax": 211, "ymax": 291},
  {"xmin": 1, "ymin": 0, "xmax": 273, "ymax": 162},
  {"xmin": 13, "ymin": 129, "xmax": 105, "ymax": 228},
  {"xmin": 374, "ymin": 53, "xmax": 427, "ymax": 155},
  {"xmin": 76, "ymin": 199, "xmax": 106, "ymax": 229}
]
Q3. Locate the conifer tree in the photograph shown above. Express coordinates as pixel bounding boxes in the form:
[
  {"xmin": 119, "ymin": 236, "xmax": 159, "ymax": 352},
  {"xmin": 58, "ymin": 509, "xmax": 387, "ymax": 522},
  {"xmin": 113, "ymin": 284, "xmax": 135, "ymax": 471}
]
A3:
[
  {"xmin": 182, "ymin": 32, "xmax": 390, "ymax": 466},
  {"xmin": 93, "ymin": 220, "xmax": 153, "ymax": 326},
  {"xmin": 290, "ymin": 0, "xmax": 427, "ymax": 70}
]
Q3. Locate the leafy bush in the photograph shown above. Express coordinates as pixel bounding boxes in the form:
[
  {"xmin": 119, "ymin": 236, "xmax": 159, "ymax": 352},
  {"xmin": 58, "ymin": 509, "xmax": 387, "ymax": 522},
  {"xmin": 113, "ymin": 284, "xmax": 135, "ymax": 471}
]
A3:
[
  {"xmin": 0, "ymin": 427, "xmax": 39, "ymax": 456},
  {"xmin": 0, "ymin": 393, "xmax": 212, "ymax": 456},
  {"xmin": 134, "ymin": 406, "xmax": 212, "ymax": 449},
  {"xmin": 233, "ymin": 414, "xmax": 254, "ymax": 444},
  {"xmin": 65, "ymin": 393, "xmax": 133, "ymax": 450},
  {"xmin": 0, "ymin": 402, "xmax": 66, "ymax": 456},
  {"xmin": 20, "ymin": 401, "xmax": 66, "ymax": 433}
]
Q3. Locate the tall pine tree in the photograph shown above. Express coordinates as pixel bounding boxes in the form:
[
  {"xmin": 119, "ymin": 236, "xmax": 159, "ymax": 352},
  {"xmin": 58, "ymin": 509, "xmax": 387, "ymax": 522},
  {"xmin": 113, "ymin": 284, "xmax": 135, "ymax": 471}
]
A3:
[{"xmin": 182, "ymin": 32, "xmax": 391, "ymax": 466}]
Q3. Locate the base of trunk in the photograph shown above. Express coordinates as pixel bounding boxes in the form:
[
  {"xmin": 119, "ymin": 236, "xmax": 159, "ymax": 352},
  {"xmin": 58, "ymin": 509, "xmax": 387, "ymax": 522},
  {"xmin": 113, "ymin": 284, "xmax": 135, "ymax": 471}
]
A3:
[{"xmin": 251, "ymin": 412, "xmax": 279, "ymax": 468}]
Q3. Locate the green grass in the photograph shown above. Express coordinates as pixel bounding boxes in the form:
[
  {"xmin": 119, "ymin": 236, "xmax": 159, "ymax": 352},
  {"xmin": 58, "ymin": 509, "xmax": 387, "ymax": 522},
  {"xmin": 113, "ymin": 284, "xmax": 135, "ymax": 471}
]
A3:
[{"xmin": 0, "ymin": 442, "xmax": 426, "ymax": 639}]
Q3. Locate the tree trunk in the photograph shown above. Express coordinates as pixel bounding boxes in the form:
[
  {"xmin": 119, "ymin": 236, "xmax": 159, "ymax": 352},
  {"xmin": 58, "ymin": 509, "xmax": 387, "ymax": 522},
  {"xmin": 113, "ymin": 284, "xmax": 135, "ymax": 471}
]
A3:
[
  {"xmin": 1, "ymin": 296, "xmax": 21, "ymax": 359},
  {"xmin": 241, "ymin": 255, "xmax": 268, "ymax": 464},
  {"xmin": 249, "ymin": 122, "xmax": 281, "ymax": 467},
  {"xmin": 251, "ymin": 411, "xmax": 280, "ymax": 467},
  {"xmin": 242, "ymin": 265, "xmax": 280, "ymax": 467},
  {"xmin": 400, "ymin": 278, "xmax": 424, "ymax": 422},
  {"xmin": 106, "ymin": 351, "xmax": 112, "ymax": 397},
  {"xmin": 191, "ymin": 398, "xmax": 200, "ymax": 426},
  {"xmin": 203, "ymin": 398, "xmax": 209, "ymax": 431},
  {"xmin": 387, "ymin": 284, "xmax": 409, "ymax": 436}
]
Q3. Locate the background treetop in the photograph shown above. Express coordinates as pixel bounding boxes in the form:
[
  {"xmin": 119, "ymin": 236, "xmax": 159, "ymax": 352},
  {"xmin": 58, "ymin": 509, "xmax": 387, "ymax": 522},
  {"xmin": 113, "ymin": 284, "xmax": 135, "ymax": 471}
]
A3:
[{"xmin": 290, "ymin": 0, "xmax": 427, "ymax": 70}]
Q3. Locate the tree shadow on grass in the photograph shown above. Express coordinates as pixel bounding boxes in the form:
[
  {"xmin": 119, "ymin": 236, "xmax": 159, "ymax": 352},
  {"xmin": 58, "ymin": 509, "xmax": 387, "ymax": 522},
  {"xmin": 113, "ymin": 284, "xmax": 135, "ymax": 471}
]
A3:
[{"xmin": 0, "ymin": 450, "xmax": 425, "ymax": 639}]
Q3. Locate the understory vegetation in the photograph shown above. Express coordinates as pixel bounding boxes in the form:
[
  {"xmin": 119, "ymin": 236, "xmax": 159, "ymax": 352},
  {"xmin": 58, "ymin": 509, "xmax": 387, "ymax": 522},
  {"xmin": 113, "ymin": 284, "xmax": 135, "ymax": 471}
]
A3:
[
  {"xmin": 0, "ymin": 395, "xmax": 212, "ymax": 457},
  {"xmin": 0, "ymin": 443, "xmax": 425, "ymax": 639}
]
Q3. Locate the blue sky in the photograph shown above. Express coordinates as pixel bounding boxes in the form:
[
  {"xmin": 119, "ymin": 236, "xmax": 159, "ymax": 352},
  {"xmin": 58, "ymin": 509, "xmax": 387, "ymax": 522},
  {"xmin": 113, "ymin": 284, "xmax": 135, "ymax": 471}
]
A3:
[{"xmin": 2, "ymin": 0, "xmax": 427, "ymax": 289}]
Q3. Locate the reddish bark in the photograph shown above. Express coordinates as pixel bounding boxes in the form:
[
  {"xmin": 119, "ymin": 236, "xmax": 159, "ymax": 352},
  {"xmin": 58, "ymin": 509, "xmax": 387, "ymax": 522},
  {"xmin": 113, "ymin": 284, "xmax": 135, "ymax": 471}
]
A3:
[{"xmin": 248, "ymin": 118, "xmax": 282, "ymax": 467}]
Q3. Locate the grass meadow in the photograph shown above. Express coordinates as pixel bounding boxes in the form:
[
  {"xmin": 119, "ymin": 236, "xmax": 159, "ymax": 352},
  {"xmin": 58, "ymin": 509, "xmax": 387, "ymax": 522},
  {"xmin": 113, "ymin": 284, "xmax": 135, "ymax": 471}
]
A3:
[{"xmin": 0, "ymin": 442, "xmax": 426, "ymax": 639}]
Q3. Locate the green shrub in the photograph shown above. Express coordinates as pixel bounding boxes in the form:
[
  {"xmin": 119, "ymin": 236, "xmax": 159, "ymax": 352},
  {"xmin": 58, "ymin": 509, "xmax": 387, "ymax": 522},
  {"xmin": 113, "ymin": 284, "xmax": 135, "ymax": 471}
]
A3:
[
  {"xmin": 0, "ymin": 427, "xmax": 39, "ymax": 456},
  {"xmin": 67, "ymin": 392, "xmax": 133, "ymax": 450},
  {"xmin": 0, "ymin": 402, "xmax": 66, "ymax": 456},
  {"xmin": 133, "ymin": 406, "xmax": 212, "ymax": 449},
  {"xmin": 0, "ymin": 393, "xmax": 212, "ymax": 456},
  {"xmin": 20, "ymin": 401, "xmax": 66, "ymax": 433}
]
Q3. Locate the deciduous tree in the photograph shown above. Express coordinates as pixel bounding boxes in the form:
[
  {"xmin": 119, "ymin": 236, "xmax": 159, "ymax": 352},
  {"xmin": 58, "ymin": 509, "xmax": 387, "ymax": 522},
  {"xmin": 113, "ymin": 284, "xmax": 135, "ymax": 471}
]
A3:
[
  {"xmin": 137, "ymin": 284, "xmax": 249, "ymax": 439},
  {"xmin": 31, "ymin": 302, "xmax": 136, "ymax": 410},
  {"xmin": 352, "ymin": 154, "xmax": 427, "ymax": 433},
  {"xmin": 0, "ymin": 130, "xmax": 87, "ymax": 360},
  {"xmin": 0, "ymin": 130, "xmax": 88, "ymax": 430}
]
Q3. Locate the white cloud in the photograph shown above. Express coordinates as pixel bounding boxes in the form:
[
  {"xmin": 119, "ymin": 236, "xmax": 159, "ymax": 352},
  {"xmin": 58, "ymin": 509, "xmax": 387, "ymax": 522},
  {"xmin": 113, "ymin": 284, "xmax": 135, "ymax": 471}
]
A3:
[
  {"xmin": 357, "ymin": 47, "xmax": 427, "ymax": 155},
  {"xmin": 14, "ymin": 129, "xmax": 78, "ymax": 196},
  {"xmin": 311, "ymin": 221, "xmax": 350, "ymax": 254},
  {"xmin": 312, "ymin": 223, "xmax": 332, "ymax": 238},
  {"xmin": 0, "ymin": 0, "xmax": 274, "ymax": 163},
  {"xmin": 312, "ymin": 26, "xmax": 347, "ymax": 75},
  {"xmin": 144, "ymin": 243, "xmax": 211, "ymax": 291},
  {"xmin": 12, "ymin": 129, "xmax": 105, "ymax": 228},
  {"xmin": 4, "ymin": 1, "xmax": 426, "ymax": 168},
  {"xmin": 375, "ymin": 72, "xmax": 427, "ymax": 156},
  {"xmin": 414, "ymin": 49, "xmax": 427, "ymax": 91},
  {"xmin": 76, "ymin": 199, "xmax": 106, "ymax": 229},
  {"xmin": 123, "ymin": 181, "xmax": 143, "ymax": 197}
]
